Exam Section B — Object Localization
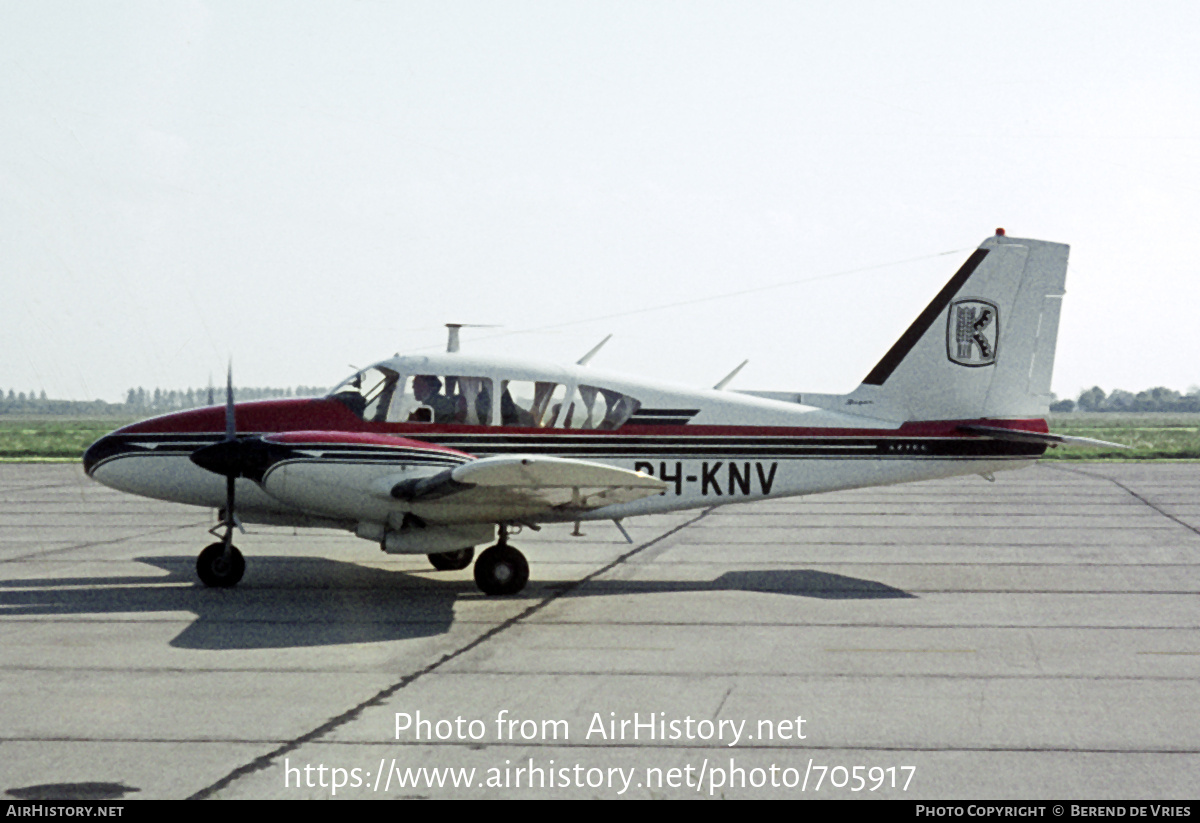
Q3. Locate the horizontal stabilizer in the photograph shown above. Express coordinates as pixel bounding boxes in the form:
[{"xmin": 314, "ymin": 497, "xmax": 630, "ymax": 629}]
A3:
[{"xmin": 958, "ymin": 424, "xmax": 1129, "ymax": 450}]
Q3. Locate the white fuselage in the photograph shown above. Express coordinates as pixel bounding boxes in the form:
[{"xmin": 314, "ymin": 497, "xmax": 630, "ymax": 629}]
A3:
[{"xmin": 86, "ymin": 351, "xmax": 1041, "ymax": 539}]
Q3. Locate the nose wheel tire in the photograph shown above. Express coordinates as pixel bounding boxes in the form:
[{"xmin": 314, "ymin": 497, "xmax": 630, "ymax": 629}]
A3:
[
  {"xmin": 197, "ymin": 542, "xmax": 246, "ymax": 588},
  {"xmin": 427, "ymin": 547, "xmax": 475, "ymax": 571},
  {"xmin": 473, "ymin": 544, "xmax": 529, "ymax": 596}
]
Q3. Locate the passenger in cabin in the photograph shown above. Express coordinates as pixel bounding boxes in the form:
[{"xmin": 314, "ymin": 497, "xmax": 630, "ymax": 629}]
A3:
[
  {"xmin": 411, "ymin": 375, "xmax": 460, "ymax": 423},
  {"xmin": 500, "ymin": 382, "xmax": 534, "ymax": 427},
  {"xmin": 472, "ymin": 384, "xmax": 492, "ymax": 425},
  {"xmin": 598, "ymin": 389, "xmax": 629, "ymax": 430},
  {"xmin": 551, "ymin": 402, "xmax": 569, "ymax": 427}
]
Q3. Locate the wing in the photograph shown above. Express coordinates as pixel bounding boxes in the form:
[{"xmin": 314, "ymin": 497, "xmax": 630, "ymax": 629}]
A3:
[
  {"xmin": 391, "ymin": 454, "xmax": 667, "ymax": 522},
  {"xmin": 248, "ymin": 431, "xmax": 666, "ymax": 525}
]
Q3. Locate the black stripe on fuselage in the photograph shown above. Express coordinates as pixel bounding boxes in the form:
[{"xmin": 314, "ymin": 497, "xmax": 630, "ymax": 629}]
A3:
[
  {"xmin": 85, "ymin": 429, "xmax": 1044, "ymax": 474},
  {"xmin": 374, "ymin": 433, "xmax": 1043, "ymax": 459},
  {"xmin": 83, "ymin": 433, "xmax": 469, "ymax": 476},
  {"xmin": 631, "ymin": 409, "xmax": 699, "ymax": 425}
]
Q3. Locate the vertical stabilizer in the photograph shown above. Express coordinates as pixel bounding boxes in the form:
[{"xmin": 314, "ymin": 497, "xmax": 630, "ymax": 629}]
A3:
[{"xmin": 842, "ymin": 233, "xmax": 1069, "ymax": 421}]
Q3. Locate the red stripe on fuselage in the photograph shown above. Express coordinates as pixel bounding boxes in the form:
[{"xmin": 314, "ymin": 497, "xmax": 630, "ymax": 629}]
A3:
[
  {"xmin": 115, "ymin": 398, "xmax": 1049, "ymax": 440},
  {"xmin": 264, "ymin": 430, "xmax": 474, "ymax": 458},
  {"xmin": 118, "ymin": 398, "xmax": 359, "ymax": 434}
]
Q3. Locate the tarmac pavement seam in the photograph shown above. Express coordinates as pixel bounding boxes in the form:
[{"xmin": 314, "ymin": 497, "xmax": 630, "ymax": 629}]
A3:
[
  {"xmin": 0, "ymin": 521, "xmax": 208, "ymax": 564},
  {"xmin": 187, "ymin": 507, "xmax": 715, "ymax": 800},
  {"xmin": 1048, "ymin": 464, "xmax": 1200, "ymax": 538}
]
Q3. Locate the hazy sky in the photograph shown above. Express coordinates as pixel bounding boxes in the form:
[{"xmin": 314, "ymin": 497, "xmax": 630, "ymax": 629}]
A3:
[{"xmin": 2, "ymin": 1, "xmax": 1197, "ymax": 403}]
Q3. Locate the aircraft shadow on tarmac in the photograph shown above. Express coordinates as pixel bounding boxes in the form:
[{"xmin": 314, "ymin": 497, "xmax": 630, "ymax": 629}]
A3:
[
  {"xmin": 0, "ymin": 558, "xmax": 913, "ymax": 651},
  {"xmin": 584, "ymin": 570, "xmax": 916, "ymax": 601},
  {"xmin": 6, "ymin": 782, "xmax": 140, "ymax": 801}
]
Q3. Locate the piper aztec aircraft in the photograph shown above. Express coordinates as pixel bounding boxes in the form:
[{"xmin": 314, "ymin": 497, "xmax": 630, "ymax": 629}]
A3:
[{"xmin": 85, "ymin": 231, "xmax": 1112, "ymax": 595}]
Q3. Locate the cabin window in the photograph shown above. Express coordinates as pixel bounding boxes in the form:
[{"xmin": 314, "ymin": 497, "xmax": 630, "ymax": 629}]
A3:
[
  {"xmin": 391, "ymin": 375, "xmax": 493, "ymax": 425},
  {"xmin": 559, "ymin": 385, "xmax": 641, "ymax": 429},
  {"xmin": 330, "ymin": 370, "xmax": 640, "ymax": 429},
  {"xmin": 499, "ymin": 380, "xmax": 566, "ymax": 427}
]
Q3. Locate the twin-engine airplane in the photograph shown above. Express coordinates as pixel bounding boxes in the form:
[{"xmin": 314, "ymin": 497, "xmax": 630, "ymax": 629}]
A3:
[{"xmin": 85, "ymin": 231, "xmax": 1111, "ymax": 595}]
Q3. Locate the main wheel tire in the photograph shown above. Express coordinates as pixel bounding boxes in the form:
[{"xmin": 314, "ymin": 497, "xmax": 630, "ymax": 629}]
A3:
[
  {"xmin": 428, "ymin": 547, "xmax": 475, "ymax": 571},
  {"xmin": 473, "ymin": 544, "xmax": 529, "ymax": 596},
  {"xmin": 197, "ymin": 542, "xmax": 246, "ymax": 588}
]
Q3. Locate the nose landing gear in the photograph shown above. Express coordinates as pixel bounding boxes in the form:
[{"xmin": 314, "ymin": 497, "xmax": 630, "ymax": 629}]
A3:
[
  {"xmin": 192, "ymin": 366, "xmax": 247, "ymax": 589},
  {"xmin": 197, "ymin": 540, "xmax": 245, "ymax": 588}
]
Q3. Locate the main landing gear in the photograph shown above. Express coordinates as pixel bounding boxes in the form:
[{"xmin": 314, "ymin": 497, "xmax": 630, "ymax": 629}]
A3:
[
  {"xmin": 472, "ymin": 527, "xmax": 529, "ymax": 596},
  {"xmin": 197, "ymin": 541, "xmax": 245, "ymax": 588}
]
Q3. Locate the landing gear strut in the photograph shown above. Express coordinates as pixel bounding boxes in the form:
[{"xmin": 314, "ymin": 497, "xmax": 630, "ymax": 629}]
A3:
[
  {"xmin": 473, "ymin": 526, "xmax": 529, "ymax": 596},
  {"xmin": 427, "ymin": 547, "xmax": 475, "ymax": 571}
]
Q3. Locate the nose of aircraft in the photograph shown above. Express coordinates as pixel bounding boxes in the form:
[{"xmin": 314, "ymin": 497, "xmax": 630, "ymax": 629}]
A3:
[
  {"xmin": 81, "ymin": 396, "xmax": 355, "ymax": 481},
  {"xmin": 82, "ymin": 431, "xmax": 123, "ymax": 477}
]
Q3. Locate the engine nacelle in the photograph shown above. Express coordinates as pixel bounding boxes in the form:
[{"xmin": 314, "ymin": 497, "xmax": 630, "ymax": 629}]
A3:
[{"xmin": 357, "ymin": 521, "xmax": 496, "ymax": 555}]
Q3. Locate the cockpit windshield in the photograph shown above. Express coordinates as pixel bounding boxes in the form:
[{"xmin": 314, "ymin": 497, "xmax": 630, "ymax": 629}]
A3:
[{"xmin": 329, "ymin": 367, "xmax": 399, "ymax": 422}]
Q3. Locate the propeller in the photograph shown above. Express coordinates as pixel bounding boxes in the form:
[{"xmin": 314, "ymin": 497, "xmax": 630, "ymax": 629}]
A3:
[
  {"xmin": 189, "ymin": 363, "xmax": 270, "ymax": 587},
  {"xmin": 189, "ymin": 363, "xmax": 257, "ymax": 548},
  {"xmin": 222, "ymin": 365, "xmax": 236, "ymax": 539}
]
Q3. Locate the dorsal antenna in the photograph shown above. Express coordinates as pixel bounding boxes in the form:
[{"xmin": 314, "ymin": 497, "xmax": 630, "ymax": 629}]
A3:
[
  {"xmin": 713, "ymin": 359, "xmax": 749, "ymax": 390},
  {"xmin": 576, "ymin": 334, "xmax": 613, "ymax": 366}
]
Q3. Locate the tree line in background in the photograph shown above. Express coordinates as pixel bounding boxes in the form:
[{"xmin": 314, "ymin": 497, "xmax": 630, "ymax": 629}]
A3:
[
  {"xmin": 0, "ymin": 386, "xmax": 329, "ymax": 416},
  {"xmin": 1049, "ymin": 386, "xmax": 1200, "ymax": 413}
]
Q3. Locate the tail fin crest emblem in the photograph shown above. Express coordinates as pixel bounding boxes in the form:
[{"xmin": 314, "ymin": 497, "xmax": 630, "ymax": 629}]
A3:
[{"xmin": 947, "ymin": 299, "xmax": 999, "ymax": 367}]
